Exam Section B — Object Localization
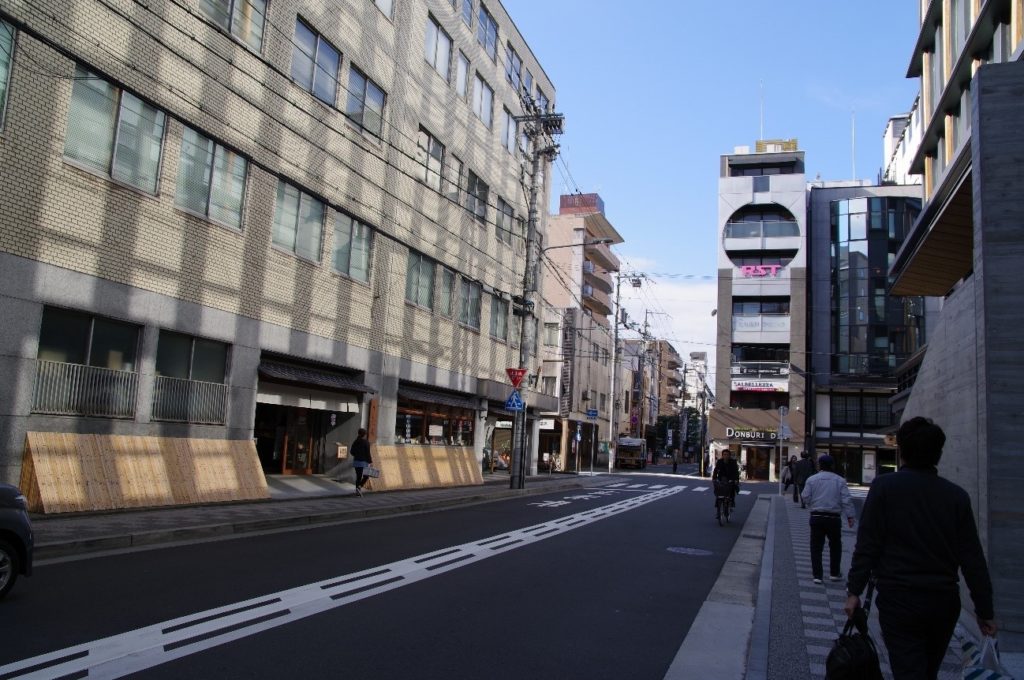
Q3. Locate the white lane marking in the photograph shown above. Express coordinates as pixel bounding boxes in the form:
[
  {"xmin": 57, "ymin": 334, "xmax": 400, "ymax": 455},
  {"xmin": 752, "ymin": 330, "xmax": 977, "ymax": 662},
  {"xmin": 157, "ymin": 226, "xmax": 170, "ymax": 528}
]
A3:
[
  {"xmin": 1, "ymin": 488, "xmax": 683, "ymax": 679},
  {"xmin": 648, "ymin": 484, "xmax": 668, "ymax": 489},
  {"xmin": 606, "ymin": 483, "xmax": 628, "ymax": 488},
  {"xmin": 738, "ymin": 490, "xmax": 752, "ymax": 495},
  {"xmin": 692, "ymin": 486, "xmax": 710, "ymax": 492},
  {"xmin": 627, "ymin": 483, "xmax": 646, "ymax": 489}
]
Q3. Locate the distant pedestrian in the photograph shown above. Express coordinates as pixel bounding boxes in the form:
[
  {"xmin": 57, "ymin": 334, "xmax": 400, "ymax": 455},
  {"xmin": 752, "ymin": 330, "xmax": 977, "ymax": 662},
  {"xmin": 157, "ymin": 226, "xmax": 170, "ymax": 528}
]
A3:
[
  {"xmin": 782, "ymin": 455, "xmax": 798, "ymax": 500},
  {"xmin": 671, "ymin": 448, "xmax": 679, "ymax": 474},
  {"xmin": 801, "ymin": 455, "xmax": 855, "ymax": 584},
  {"xmin": 350, "ymin": 428, "xmax": 372, "ymax": 497},
  {"xmin": 793, "ymin": 451, "xmax": 815, "ymax": 508},
  {"xmin": 845, "ymin": 417, "xmax": 996, "ymax": 680}
]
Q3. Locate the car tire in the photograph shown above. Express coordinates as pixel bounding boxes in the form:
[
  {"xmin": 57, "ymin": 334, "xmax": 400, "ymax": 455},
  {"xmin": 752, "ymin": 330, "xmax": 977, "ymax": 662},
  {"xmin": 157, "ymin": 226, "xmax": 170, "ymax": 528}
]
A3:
[{"xmin": 0, "ymin": 538, "xmax": 20, "ymax": 600}]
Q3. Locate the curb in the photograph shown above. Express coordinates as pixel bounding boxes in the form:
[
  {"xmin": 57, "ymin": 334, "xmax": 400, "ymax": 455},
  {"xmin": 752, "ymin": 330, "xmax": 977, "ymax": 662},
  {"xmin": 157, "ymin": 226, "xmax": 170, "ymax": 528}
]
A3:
[{"xmin": 34, "ymin": 477, "xmax": 596, "ymax": 560}]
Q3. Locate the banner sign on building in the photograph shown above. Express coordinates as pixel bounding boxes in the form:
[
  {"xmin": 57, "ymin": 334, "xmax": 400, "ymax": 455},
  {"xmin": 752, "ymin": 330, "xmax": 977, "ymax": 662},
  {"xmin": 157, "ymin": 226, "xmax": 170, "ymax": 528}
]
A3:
[
  {"xmin": 731, "ymin": 378, "xmax": 789, "ymax": 392},
  {"xmin": 725, "ymin": 427, "xmax": 780, "ymax": 440},
  {"xmin": 739, "ymin": 265, "xmax": 784, "ymax": 277}
]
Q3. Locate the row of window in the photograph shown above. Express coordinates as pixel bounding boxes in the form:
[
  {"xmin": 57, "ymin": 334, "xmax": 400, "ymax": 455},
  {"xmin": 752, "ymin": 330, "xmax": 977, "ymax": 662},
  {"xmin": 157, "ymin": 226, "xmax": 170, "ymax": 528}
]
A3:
[{"xmin": 830, "ymin": 394, "xmax": 891, "ymax": 428}]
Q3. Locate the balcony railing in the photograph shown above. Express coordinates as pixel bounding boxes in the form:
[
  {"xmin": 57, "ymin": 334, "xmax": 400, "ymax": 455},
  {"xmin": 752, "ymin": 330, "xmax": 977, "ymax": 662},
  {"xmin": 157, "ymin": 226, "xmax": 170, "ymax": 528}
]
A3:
[
  {"xmin": 33, "ymin": 360, "xmax": 138, "ymax": 418},
  {"xmin": 152, "ymin": 375, "xmax": 229, "ymax": 425},
  {"xmin": 723, "ymin": 220, "xmax": 800, "ymax": 239}
]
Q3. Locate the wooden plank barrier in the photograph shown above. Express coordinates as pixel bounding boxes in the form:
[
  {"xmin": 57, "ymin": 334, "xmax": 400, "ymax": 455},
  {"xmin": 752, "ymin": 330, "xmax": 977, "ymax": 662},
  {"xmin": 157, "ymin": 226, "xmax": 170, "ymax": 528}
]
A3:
[
  {"xmin": 366, "ymin": 445, "xmax": 482, "ymax": 492},
  {"xmin": 20, "ymin": 433, "xmax": 269, "ymax": 514}
]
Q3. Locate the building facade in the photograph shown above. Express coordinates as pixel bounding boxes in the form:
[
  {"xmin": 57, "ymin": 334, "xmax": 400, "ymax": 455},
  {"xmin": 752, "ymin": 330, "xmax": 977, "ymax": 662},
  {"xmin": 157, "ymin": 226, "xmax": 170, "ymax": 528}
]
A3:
[
  {"xmin": 709, "ymin": 140, "xmax": 808, "ymax": 481},
  {"xmin": 806, "ymin": 182, "xmax": 923, "ymax": 483},
  {"xmin": 888, "ymin": 0, "xmax": 1024, "ymax": 635},
  {"xmin": 538, "ymin": 193, "xmax": 622, "ymax": 472},
  {"xmin": 0, "ymin": 0, "xmax": 558, "ymax": 491}
]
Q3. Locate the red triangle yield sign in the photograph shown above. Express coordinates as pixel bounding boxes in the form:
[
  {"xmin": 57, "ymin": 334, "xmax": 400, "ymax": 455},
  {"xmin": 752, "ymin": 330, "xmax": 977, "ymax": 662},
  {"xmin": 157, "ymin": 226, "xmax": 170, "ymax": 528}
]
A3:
[{"xmin": 506, "ymin": 367, "xmax": 527, "ymax": 389}]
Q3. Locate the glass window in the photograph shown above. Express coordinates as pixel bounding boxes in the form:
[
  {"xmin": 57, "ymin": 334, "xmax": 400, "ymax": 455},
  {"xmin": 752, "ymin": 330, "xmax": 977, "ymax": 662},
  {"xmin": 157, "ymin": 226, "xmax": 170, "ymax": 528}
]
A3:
[
  {"xmin": 752, "ymin": 175, "xmax": 769, "ymax": 192},
  {"xmin": 490, "ymin": 296, "xmax": 508, "ymax": 340},
  {"xmin": 543, "ymin": 322, "xmax": 558, "ymax": 346},
  {"xmin": 455, "ymin": 51, "xmax": 469, "ymax": 98},
  {"xmin": 438, "ymin": 268, "xmax": 455, "ymax": 316},
  {"xmin": 505, "ymin": 43, "xmax": 521, "ymax": 90},
  {"xmin": 501, "ymin": 107, "xmax": 516, "ymax": 154},
  {"xmin": 291, "ymin": 18, "xmax": 341, "ymax": 106},
  {"xmin": 156, "ymin": 331, "xmax": 227, "ymax": 383},
  {"xmin": 272, "ymin": 180, "xmax": 324, "ymax": 261},
  {"xmin": 64, "ymin": 67, "xmax": 166, "ymax": 194},
  {"xmin": 459, "ymin": 279, "xmax": 481, "ymax": 329},
  {"xmin": 333, "ymin": 213, "xmax": 373, "ymax": 282},
  {"xmin": 466, "ymin": 170, "xmax": 488, "ymax": 224},
  {"xmin": 472, "ymin": 73, "xmax": 493, "ymax": 128},
  {"xmin": 405, "ymin": 251, "xmax": 434, "ymax": 309},
  {"xmin": 199, "ymin": 0, "xmax": 266, "ymax": 51},
  {"xmin": 461, "ymin": 0, "xmax": 473, "ymax": 27},
  {"xmin": 416, "ymin": 127, "xmax": 445, "ymax": 191},
  {"xmin": 38, "ymin": 308, "xmax": 139, "ymax": 372},
  {"xmin": 496, "ymin": 197, "xmax": 514, "ymax": 245},
  {"xmin": 346, "ymin": 67, "xmax": 386, "ymax": 137},
  {"xmin": 446, "ymin": 155, "xmax": 463, "ymax": 203},
  {"xmin": 476, "ymin": 4, "xmax": 498, "ymax": 60},
  {"xmin": 849, "ymin": 212, "xmax": 867, "ymax": 240},
  {"xmin": 522, "ymin": 68, "xmax": 533, "ymax": 99},
  {"xmin": 374, "ymin": 0, "xmax": 393, "ymax": 17},
  {"xmin": 0, "ymin": 21, "xmax": 14, "ymax": 129},
  {"xmin": 536, "ymin": 88, "xmax": 549, "ymax": 112},
  {"xmin": 87, "ymin": 318, "xmax": 139, "ymax": 370},
  {"xmin": 424, "ymin": 16, "xmax": 452, "ymax": 81},
  {"xmin": 176, "ymin": 126, "xmax": 248, "ymax": 228}
]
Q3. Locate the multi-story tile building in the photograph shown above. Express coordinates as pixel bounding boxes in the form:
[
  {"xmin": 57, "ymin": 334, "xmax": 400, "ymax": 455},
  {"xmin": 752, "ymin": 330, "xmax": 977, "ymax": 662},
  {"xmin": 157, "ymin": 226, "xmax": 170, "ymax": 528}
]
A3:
[
  {"xmin": 708, "ymin": 139, "xmax": 808, "ymax": 481},
  {"xmin": 651, "ymin": 339, "xmax": 683, "ymax": 419},
  {"xmin": 538, "ymin": 193, "xmax": 622, "ymax": 472},
  {"xmin": 888, "ymin": 0, "xmax": 1024, "ymax": 636},
  {"xmin": 0, "ymin": 0, "xmax": 557, "ymax": 491}
]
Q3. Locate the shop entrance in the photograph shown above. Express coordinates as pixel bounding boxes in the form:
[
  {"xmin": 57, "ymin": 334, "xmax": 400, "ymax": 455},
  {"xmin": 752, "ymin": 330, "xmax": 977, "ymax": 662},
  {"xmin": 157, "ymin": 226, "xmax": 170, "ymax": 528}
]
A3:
[
  {"xmin": 254, "ymin": 403, "xmax": 357, "ymax": 475},
  {"xmin": 743, "ymin": 445, "xmax": 775, "ymax": 480}
]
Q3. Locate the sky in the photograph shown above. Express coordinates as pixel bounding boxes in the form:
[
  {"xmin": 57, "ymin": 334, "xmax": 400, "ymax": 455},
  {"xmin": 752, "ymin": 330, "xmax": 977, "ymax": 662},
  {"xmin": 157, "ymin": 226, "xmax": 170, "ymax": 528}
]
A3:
[{"xmin": 503, "ymin": 0, "xmax": 922, "ymax": 382}]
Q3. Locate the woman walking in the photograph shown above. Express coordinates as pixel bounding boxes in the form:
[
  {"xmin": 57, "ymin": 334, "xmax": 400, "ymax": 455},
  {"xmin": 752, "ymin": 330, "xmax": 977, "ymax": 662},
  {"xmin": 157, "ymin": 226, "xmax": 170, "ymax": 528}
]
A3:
[{"xmin": 350, "ymin": 428, "xmax": 372, "ymax": 496}]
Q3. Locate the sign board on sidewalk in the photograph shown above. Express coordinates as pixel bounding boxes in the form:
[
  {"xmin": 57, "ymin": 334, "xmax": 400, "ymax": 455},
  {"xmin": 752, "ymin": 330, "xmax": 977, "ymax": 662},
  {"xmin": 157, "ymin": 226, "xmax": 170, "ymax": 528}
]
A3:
[
  {"xmin": 505, "ymin": 390, "xmax": 525, "ymax": 411},
  {"xmin": 506, "ymin": 368, "xmax": 527, "ymax": 389}
]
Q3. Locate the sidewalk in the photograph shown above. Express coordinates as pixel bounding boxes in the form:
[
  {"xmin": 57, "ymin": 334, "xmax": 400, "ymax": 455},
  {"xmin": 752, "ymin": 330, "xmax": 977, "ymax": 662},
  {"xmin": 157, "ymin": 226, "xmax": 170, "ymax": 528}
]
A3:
[{"xmin": 30, "ymin": 472, "xmax": 596, "ymax": 560}]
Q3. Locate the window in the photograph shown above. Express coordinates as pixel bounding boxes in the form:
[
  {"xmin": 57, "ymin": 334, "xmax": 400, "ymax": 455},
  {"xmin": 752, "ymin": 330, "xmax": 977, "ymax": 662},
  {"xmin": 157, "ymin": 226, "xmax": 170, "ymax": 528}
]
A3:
[
  {"xmin": 438, "ymin": 267, "xmax": 456, "ymax": 316},
  {"xmin": 447, "ymin": 155, "xmax": 463, "ymax": 203},
  {"xmin": 0, "ymin": 21, "xmax": 14, "ymax": 129},
  {"xmin": 38, "ymin": 308, "xmax": 139, "ymax": 371},
  {"xmin": 592, "ymin": 342, "xmax": 600, "ymax": 362},
  {"xmin": 374, "ymin": 0, "xmax": 393, "ymax": 17},
  {"xmin": 496, "ymin": 197, "xmax": 514, "ymax": 245},
  {"xmin": 472, "ymin": 73, "xmax": 493, "ymax": 127},
  {"xmin": 455, "ymin": 51, "xmax": 469, "ymax": 98},
  {"xmin": 522, "ymin": 68, "xmax": 533, "ymax": 98},
  {"xmin": 490, "ymin": 296, "xmax": 508, "ymax": 340},
  {"xmin": 153, "ymin": 331, "xmax": 229, "ymax": 423},
  {"xmin": 476, "ymin": 4, "xmax": 498, "ymax": 60},
  {"xmin": 156, "ymin": 331, "xmax": 227, "ymax": 383},
  {"xmin": 333, "ymin": 213, "xmax": 373, "ymax": 282},
  {"xmin": 64, "ymin": 67, "xmax": 167, "ymax": 194},
  {"xmin": 424, "ymin": 16, "xmax": 452, "ymax": 80},
  {"xmin": 272, "ymin": 180, "xmax": 324, "ymax": 261},
  {"xmin": 752, "ymin": 175, "xmax": 770, "ymax": 192},
  {"xmin": 536, "ymin": 87, "xmax": 549, "ymax": 112},
  {"xmin": 505, "ymin": 43, "xmax": 522, "ymax": 90},
  {"xmin": 542, "ymin": 376, "xmax": 557, "ymax": 396},
  {"xmin": 416, "ymin": 127, "xmax": 445, "ymax": 191},
  {"xmin": 599, "ymin": 393, "xmax": 607, "ymax": 413},
  {"xmin": 461, "ymin": 0, "xmax": 473, "ymax": 27},
  {"xmin": 199, "ymin": 0, "xmax": 266, "ymax": 51},
  {"xmin": 602, "ymin": 348, "xmax": 610, "ymax": 366},
  {"xmin": 459, "ymin": 279, "xmax": 481, "ymax": 329},
  {"xmin": 346, "ymin": 67, "xmax": 386, "ymax": 137},
  {"xmin": 175, "ymin": 126, "xmax": 248, "ymax": 228},
  {"xmin": 543, "ymin": 322, "xmax": 559, "ymax": 346},
  {"xmin": 466, "ymin": 170, "xmax": 488, "ymax": 223},
  {"xmin": 291, "ymin": 18, "xmax": 341, "ymax": 105},
  {"xmin": 405, "ymin": 251, "xmax": 435, "ymax": 309},
  {"xmin": 501, "ymin": 107, "xmax": 517, "ymax": 154}
]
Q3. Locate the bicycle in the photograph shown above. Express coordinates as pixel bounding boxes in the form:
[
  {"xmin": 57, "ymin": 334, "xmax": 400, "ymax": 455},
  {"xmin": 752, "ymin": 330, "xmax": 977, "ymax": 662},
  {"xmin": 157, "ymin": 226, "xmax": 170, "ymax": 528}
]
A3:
[{"xmin": 714, "ymin": 480, "xmax": 736, "ymax": 526}]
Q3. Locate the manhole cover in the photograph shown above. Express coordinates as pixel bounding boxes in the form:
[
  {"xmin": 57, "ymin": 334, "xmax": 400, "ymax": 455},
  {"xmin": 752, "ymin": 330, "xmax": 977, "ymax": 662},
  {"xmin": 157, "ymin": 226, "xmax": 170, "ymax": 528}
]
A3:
[{"xmin": 666, "ymin": 546, "xmax": 713, "ymax": 556}]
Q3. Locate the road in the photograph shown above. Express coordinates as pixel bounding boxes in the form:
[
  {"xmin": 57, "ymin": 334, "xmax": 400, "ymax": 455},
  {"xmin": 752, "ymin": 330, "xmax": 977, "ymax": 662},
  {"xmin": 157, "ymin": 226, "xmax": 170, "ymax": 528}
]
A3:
[{"xmin": 0, "ymin": 470, "xmax": 770, "ymax": 679}]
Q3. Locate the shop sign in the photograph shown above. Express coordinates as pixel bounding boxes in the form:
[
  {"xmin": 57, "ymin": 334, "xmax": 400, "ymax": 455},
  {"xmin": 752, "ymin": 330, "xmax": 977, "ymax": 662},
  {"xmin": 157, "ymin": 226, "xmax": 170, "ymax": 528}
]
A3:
[
  {"xmin": 495, "ymin": 420, "xmax": 513, "ymax": 429},
  {"xmin": 429, "ymin": 424, "xmax": 444, "ymax": 436},
  {"xmin": 725, "ymin": 427, "xmax": 779, "ymax": 440},
  {"xmin": 731, "ymin": 378, "xmax": 788, "ymax": 392},
  {"xmin": 538, "ymin": 419, "xmax": 555, "ymax": 430},
  {"xmin": 739, "ymin": 265, "xmax": 784, "ymax": 278}
]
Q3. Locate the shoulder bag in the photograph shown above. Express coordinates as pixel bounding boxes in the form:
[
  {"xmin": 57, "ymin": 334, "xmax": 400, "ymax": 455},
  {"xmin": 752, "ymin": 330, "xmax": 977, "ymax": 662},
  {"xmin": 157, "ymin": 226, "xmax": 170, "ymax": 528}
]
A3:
[{"xmin": 826, "ymin": 581, "xmax": 884, "ymax": 680}]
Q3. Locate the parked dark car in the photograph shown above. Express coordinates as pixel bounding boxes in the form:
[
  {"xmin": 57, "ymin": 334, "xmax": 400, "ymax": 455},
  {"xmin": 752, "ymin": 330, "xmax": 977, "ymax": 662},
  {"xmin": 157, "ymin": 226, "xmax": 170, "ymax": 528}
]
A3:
[{"xmin": 0, "ymin": 483, "xmax": 33, "ymax": 599}]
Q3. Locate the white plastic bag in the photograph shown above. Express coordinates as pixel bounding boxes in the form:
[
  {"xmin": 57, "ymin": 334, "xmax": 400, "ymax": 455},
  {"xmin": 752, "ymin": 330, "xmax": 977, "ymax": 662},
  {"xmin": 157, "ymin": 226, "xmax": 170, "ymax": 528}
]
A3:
[{"xmin": 979, "ymin": 637, "xmax": 1011, "ymax": 676}]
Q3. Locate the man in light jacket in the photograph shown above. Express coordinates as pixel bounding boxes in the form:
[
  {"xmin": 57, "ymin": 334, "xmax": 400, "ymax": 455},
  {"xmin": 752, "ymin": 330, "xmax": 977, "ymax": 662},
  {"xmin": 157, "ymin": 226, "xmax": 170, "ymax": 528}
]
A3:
[{"xmin": 801, "ymin": 454, "xmax": 855, "ymax": 584}]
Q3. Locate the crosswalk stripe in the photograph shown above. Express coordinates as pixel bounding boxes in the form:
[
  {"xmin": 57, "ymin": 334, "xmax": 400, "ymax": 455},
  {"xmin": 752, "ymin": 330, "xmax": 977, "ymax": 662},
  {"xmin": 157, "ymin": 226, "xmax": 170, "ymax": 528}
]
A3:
[
  {"xmin": 648, "ymin": 484, "xmax": 667, "ymax": 489},
  {"xmin": 627, "ymin": 483, "xmax": 646, "ymax": 489},
  {"xmin": 692, "ymin": 486, "xmax": 709, "ymax": 492},
  {"xmin": 739, "ymin": 490, "xmax": 752, "ymax": 495}
]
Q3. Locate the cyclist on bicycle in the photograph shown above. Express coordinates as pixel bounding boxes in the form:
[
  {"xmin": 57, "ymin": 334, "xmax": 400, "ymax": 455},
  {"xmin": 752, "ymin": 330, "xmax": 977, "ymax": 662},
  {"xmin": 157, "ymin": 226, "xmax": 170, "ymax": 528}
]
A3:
[{"xmin": 712, "ymin": 451, "xmax": 741, "ymax": 519}]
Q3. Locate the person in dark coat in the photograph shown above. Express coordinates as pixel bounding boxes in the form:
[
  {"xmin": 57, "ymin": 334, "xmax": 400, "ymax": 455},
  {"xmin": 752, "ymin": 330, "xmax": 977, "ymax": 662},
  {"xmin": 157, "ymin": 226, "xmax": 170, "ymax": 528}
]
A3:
[
  {"xmin": 845, "ymin": 417, "xmax": 996, "ymax": 680},
  {"xmin": 711, "ymin": 451, "xmax": 740, "ymax": 518},
  {"xmin": 350, "ymin": 428, "xmax": 372, "ymax": 496},
  {"xmin": 793, "ymin": 451, "xmax": 816, "ymax": 508},
  {"xmin": 782, "ymin": 454, "xmax": 798, "ymax": 499}
]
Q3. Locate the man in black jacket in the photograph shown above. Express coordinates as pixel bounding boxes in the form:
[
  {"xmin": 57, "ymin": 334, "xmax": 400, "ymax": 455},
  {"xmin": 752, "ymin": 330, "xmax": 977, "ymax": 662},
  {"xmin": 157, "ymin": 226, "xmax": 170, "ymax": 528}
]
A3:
[
  {"xmin": 711, "ymin": 451, "xmax": 740, "ymax": 518},
  {"xmin": 793, "ymin": 451, "xmax": 815, "ymax": 508},
  {"xmin": 844, "ymin": 417, "xmax": 996, "ymax": 680}
]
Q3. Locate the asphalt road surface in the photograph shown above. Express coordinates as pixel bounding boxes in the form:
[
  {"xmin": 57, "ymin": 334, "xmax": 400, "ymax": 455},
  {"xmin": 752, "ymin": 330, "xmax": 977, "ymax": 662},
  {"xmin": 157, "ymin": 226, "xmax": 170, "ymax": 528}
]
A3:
[{"xmin": 0, "ymin": 472, "xmax": 770, "ymax": 680}]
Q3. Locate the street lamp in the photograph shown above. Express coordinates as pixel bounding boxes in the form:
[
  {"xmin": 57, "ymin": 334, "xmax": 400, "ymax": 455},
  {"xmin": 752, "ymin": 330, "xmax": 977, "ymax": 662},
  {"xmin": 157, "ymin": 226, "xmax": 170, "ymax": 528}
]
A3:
[{"xmin": 509, "ymin": 236, "xmax": 616, "ymax": 489}]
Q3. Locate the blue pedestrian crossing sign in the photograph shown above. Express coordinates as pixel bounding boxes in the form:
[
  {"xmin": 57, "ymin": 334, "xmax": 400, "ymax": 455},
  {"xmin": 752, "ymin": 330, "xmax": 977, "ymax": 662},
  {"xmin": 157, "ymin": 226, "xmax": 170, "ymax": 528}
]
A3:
[{"xmin": 505, "ymin": 390, "xmax": 525, "ymax": 411}]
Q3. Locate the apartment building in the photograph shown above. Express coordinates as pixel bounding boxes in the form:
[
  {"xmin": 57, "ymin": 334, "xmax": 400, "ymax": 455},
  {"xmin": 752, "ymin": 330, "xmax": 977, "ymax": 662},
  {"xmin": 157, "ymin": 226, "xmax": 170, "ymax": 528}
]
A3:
[
  {"xmin": 708, "ymin": 139, "xmax": 808, "ymax": 481},
  {"xmin": 651, "ymin": 340, "xmax": 683, "ymax": 419},
  {"xmin": 538, "ymin": 193, "xmax": 622, "ymax": 472},
  {"xmin": 806, "ymin": 181, "xmax": 923, "ymax": 483},
  {"xmin": 888, "ymin": 0, "xmax": 1023, "ymax": 634},
  {"xmin": 0, "ymin": 0, "xmax": 557, "ymax": 497}
]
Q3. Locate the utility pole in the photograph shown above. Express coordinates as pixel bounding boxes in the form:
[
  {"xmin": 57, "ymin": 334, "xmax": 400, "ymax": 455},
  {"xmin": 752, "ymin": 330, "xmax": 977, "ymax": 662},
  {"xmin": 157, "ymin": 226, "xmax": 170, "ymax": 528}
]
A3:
[
  {"xmin": 608, "ymin": 271, "xmax": 622, "ymax": 472},
  {"xmin": 509, "ymin": 104, "xmax": 563, "ymax": 490}
]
